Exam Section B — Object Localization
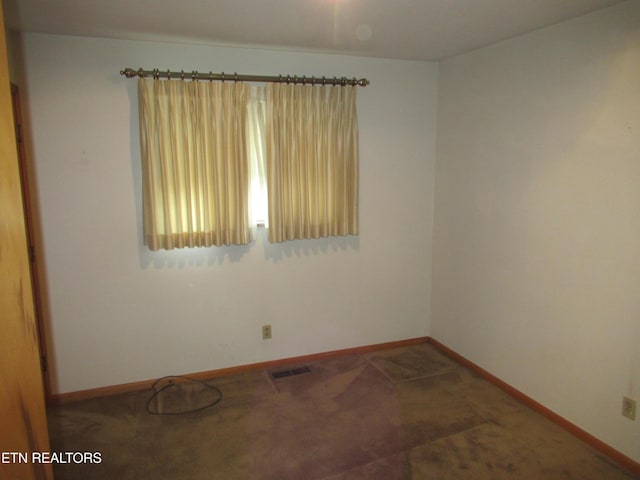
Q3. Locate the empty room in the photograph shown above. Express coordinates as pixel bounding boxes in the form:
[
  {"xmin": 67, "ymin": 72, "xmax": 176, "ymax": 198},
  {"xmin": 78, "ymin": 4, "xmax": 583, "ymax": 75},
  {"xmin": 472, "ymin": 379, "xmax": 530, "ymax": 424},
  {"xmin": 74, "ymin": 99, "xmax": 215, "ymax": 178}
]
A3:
[{"xmin": 1, "ymin": 0, "xmax": 638, "ymax": 479}]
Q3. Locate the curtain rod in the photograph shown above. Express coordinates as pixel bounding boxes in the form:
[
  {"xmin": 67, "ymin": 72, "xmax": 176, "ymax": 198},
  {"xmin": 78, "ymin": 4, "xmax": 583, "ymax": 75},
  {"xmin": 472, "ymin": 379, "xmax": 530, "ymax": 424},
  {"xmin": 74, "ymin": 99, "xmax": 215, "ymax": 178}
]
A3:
[{"xmin": 120, "ymin": 67, "xmax": 369, "ymax": 87}]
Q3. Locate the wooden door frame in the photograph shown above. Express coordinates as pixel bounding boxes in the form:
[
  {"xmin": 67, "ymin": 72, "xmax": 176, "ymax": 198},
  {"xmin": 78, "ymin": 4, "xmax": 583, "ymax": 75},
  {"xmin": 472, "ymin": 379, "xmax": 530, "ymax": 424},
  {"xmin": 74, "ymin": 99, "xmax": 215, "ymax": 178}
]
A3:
[{"xmin": 10, "ymin": 82, "xmax": 51, "ymax": 400}]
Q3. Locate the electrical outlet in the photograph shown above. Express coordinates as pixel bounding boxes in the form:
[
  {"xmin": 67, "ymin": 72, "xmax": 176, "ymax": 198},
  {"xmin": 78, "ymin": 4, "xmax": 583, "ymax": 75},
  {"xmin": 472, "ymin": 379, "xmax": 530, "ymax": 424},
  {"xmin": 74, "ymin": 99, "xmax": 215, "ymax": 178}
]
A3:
[
  {"xmin": 622, "ymin": 396, "xmax": 636, "ymax": 421},
  {"xmin": 262, "ymin": 324, "xmax": 272, "ymax": 340}
]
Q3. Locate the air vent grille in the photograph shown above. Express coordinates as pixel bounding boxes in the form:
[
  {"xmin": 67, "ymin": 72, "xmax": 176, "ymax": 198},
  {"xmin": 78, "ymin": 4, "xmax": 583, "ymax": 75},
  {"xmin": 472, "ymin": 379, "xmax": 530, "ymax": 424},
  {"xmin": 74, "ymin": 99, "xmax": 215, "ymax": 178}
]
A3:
[{"xmin": 270, "ymin": 366, "xmax": 311, "ymax": 380}]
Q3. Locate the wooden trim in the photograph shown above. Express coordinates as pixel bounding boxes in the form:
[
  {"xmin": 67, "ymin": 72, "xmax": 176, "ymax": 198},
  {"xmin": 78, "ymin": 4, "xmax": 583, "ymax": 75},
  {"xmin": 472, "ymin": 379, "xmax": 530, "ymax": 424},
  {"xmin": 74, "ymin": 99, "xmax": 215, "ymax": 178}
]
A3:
[
  {"xmin": 427, "ymin": 337, "xmax": 640, "ymax": 478},
  {"xmin": 11, "ymin": 83, "xmax": 51, "ymax": 401},
  {"xmin": 49, "ymin": 336, "xmax": 429, "ymax": 404}
]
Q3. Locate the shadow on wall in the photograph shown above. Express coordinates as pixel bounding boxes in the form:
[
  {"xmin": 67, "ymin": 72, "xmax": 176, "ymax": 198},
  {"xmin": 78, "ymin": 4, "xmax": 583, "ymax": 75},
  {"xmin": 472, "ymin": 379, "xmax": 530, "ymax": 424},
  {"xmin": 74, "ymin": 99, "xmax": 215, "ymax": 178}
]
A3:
[
  {"xmin": 138, "ymin": 228, "xmax": 360, "ymax": 269},
  {"xmin": 138, "ymin": 241, "xmax": 252, "ymax": 268},
  {"xmin": 261, "ymin": 230, "xmax": 359, "ymax": 262}
]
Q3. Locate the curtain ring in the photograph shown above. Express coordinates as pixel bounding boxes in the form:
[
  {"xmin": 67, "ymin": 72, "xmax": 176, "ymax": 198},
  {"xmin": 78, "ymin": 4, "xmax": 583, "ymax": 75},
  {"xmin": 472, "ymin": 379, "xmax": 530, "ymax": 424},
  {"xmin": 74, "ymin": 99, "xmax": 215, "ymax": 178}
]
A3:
[
  {"xmin": 167, "ymin": 69, "xmax": 171, "ymax": 79},
  {"xmin": 192, "ymin": 70, "xmax": 198, "ymax": 81},
  {"xmin": 234, "ymin": 72, "xmax": 238, "ymax": 83},
  {"xmin": 311, "ymin": 76, "xmax": 316, "ymax": 85},
  {"xmin": 180, "ymin": 70, "xmax": 185, "ymax": 80},
  {"xmin": 221, "ymin": 72, "xmax": 225, "ymax": 82},
  {"xmin": 209, "ymin": 71, "xmax": 213, "ymax": 81},
  {"xmin": 137, "ymin": 68, "xmax": 144, "ymax": 78},
  {"xmin": 152, "ymin": 68, "xmax": 159, "ymax": 80}
]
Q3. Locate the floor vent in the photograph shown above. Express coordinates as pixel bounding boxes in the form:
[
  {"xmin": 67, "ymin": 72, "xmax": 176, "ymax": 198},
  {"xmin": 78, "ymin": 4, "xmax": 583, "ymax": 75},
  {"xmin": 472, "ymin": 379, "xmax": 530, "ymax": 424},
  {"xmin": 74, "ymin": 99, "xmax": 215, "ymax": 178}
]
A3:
[{"xmin": 270, "ymin": 366, "xmax": 311, "ymax": 380}]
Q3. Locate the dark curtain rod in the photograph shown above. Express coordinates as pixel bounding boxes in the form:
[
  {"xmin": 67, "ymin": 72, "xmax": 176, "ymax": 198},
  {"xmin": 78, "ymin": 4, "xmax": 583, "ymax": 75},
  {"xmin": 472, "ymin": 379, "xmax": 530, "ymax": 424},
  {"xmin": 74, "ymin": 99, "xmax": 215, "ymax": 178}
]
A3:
[{"xmin": 120, "ymin": 67, "xmax": 369, "ymax": 87}]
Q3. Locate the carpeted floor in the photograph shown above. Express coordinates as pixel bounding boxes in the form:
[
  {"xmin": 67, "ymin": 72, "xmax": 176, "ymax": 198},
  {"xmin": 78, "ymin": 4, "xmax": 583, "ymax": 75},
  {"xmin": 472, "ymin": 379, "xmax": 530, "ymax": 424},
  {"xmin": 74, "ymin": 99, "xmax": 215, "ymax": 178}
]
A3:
[{"xmin": 47, "ymin": 343, "xmax": 637, "ymax": 479}]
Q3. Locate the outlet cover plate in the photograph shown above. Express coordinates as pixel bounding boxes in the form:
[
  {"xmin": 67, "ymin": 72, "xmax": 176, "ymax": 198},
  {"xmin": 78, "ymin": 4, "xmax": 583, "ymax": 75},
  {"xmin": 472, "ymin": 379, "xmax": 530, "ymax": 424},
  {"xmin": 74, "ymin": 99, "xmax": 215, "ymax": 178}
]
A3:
[
  {"xmin": 622, "ymin": 396, "xmax": 636, "ymax": 421},
  {"xmin": 262, "ymin": 324, "xmax": 272, "ymax": 340}
]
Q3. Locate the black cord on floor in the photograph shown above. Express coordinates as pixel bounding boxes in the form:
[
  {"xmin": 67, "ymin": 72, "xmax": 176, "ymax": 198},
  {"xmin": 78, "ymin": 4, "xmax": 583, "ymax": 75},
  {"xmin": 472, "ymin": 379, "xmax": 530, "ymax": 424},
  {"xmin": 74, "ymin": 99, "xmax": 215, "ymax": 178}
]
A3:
[{"xmin": 146, "ymin": 375, "xmax": 223, "ymax": 415}]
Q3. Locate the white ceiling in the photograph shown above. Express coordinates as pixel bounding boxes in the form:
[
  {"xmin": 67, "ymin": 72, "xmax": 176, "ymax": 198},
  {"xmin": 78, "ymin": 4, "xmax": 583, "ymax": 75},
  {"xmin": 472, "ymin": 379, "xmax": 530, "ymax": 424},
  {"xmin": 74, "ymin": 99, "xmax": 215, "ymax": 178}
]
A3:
[{"xmin": 3, "ymin": 0, "xmax": 626, "ymax": 61}]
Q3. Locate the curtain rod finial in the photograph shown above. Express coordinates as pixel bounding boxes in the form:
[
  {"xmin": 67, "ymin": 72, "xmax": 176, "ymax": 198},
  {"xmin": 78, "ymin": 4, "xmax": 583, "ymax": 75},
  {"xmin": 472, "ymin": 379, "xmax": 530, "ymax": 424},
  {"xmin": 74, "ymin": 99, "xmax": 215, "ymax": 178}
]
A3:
[{"xmin": 120, "ymin": 68, "xmax": 138, "ymax": 78}]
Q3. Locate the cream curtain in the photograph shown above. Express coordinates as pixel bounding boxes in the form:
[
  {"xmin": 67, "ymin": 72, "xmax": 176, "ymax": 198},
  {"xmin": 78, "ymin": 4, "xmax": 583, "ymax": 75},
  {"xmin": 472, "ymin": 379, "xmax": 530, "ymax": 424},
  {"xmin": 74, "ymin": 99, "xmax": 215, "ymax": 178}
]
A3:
[
  {"xmin": 265, "ymin": 84, "xmax": 359, "ymax": 243},
  {"xmin": 138, "ymin": 78, "xmax": 252, "ymax": 250}
]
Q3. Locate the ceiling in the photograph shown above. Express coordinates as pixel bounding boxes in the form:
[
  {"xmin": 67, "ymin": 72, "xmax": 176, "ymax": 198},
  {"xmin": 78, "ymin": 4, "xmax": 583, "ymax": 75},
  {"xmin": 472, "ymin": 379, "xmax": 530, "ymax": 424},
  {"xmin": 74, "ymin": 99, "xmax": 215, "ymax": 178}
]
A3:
[{"xmin": 3, "ymin": 0, "xmax": 625, "ymax": 61}]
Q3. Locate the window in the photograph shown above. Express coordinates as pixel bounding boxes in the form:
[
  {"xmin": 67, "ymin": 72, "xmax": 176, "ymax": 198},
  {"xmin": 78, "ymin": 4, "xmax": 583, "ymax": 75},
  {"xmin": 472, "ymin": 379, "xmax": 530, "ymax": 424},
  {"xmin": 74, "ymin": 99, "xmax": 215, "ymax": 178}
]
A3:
[{"xmin": 137, "ymin": 79, "xmax": 359, "ymax": 250}]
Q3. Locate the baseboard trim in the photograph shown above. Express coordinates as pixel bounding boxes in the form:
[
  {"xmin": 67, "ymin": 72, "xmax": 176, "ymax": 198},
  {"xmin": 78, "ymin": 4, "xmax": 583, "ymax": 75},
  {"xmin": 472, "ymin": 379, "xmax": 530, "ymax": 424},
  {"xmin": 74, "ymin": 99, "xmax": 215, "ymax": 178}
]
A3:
[
  {"xmin": 427, "ymin": 337, "xmax": 640, "ymax": 478},
  {"xmin": 48, "ymin": 336, "xmax": 430, "ymax": 405}
]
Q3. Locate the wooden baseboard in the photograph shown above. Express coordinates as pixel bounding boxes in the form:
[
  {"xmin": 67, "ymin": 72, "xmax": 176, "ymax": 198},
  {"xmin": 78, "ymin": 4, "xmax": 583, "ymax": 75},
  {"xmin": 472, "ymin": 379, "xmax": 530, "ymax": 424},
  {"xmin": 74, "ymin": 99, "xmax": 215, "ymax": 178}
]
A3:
[
  {"xmin": 48, "ymin": 336, "xmax": 430, "ymax": 405},
  {"xmin": 427, "ymin": 337, "xmax": 640, "ymax": 478}
]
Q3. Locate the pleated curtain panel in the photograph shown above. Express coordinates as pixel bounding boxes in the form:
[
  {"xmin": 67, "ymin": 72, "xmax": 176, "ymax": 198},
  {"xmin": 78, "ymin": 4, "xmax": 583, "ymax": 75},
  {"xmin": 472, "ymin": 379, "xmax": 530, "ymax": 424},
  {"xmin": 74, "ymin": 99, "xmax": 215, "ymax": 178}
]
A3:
[
  {"xmin": 265, "ymin": 84, "xmax": 359, "ymax": 243},
  {"xmin": 137, "ymin": 78, "xmax": 359, "ymax": 251},
  {"xmin": 138, "ymin": 79, "xmax": 252, "ymax": 250}
]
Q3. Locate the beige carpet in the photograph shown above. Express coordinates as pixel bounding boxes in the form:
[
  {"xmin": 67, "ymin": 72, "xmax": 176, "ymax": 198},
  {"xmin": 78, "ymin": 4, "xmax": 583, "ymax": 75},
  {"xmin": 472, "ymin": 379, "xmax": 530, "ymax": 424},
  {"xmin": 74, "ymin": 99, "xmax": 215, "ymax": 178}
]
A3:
[{"xmin": 47, "ymin": 343, "xmax": 637, "ymax": 479}]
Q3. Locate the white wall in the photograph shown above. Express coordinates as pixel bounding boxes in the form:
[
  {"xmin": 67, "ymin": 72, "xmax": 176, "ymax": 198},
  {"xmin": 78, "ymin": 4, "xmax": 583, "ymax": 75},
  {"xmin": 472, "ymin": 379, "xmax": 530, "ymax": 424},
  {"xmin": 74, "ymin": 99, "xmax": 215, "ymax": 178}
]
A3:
[
  {"xmin": 432, "ymin": 1, "xmax": 640, "ymax": 462},
  {"xmin": 16, "ymin": 34, "xmax": 437, "ymax": 395}
]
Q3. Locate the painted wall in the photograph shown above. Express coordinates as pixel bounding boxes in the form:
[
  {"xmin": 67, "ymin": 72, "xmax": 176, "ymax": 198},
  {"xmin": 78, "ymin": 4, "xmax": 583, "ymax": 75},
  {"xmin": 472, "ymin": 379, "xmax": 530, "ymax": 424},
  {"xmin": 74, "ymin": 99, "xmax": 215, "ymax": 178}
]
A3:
[
  {"xmin": 16, "ymin": 33, "xmax": 437, "ymax": 394},
  {"xmin": 432, "ymin": 1, "xmax": 640, "ymax": 462}
]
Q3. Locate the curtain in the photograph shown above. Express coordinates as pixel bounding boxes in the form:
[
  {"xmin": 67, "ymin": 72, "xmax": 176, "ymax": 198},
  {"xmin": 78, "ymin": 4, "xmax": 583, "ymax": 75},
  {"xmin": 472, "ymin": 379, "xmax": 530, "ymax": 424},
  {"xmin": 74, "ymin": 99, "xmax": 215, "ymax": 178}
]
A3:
[
  {"xmin": 265, "ymin": 84, "xmax": 359, "ymax": 243},
  {"xmin": 138, "ymin": 78, "xmax": 252, "ymax": 250}
]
